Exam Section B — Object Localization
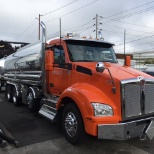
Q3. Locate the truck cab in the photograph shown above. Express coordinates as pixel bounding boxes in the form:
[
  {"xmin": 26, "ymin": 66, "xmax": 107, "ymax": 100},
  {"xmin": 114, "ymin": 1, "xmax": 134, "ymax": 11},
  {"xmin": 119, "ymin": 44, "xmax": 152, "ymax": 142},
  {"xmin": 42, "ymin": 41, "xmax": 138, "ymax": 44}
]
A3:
[
  {"xmin": 40, "ymin": 36, "xmax": 154, "ymax": 144},
  {"xmin": 3, "ymin": 27, "xmax": 154, "ymax": 144}
]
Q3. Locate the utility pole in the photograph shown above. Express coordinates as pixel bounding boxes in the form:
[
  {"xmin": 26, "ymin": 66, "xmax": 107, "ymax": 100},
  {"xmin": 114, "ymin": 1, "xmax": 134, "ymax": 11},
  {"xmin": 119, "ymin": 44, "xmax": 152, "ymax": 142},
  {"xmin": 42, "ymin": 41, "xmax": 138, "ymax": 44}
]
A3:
[
  {"xmin": 96, "ymin": 14, "xmax": 98, "ymax": 39},
  {"xmin": 93, "ymin": 14, "xmax": 103, "ymax": 39}
]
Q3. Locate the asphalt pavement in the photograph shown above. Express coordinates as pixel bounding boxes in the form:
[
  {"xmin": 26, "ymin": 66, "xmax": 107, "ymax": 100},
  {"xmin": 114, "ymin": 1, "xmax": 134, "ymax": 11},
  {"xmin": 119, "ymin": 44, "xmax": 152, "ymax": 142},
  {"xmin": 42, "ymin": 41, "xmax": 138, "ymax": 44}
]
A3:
[{"xmin": 0, "ymin": 92, "xmax": 154, "ymax": 154}]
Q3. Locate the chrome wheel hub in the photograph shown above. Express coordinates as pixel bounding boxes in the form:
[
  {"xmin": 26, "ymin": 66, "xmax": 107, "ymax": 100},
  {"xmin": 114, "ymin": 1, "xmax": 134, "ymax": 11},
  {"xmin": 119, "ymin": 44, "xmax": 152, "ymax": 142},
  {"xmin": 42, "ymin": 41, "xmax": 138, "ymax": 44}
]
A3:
[
  {"xmin": 64, "ymin": 112, "xmax": 77, "ymax": 137},
  {"xmin": 27, "ymin": 93, "xmax": 33, "ymax": 107},
  {"xmin": 13, "ymin": 96, "xmax": 16, "ymax": 103},
  {"xmin": 7, "ymin": 93, "xmax": 10, "ymax": 100}
]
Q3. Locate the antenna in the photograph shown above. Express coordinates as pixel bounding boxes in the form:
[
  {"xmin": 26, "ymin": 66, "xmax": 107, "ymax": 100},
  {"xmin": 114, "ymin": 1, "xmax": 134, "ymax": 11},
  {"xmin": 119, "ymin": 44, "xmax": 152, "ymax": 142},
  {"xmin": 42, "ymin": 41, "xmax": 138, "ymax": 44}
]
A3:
[
  {"xmin": 60, "ymin": 18, "xmax": 62, "ymax": 46},
  {"xmin": 59, "ymin": 18, "xmax": 62, "ymax": 62},
  {"xmin": 124, "ymin": 29, "xmax": 126, "ymax": 65}
]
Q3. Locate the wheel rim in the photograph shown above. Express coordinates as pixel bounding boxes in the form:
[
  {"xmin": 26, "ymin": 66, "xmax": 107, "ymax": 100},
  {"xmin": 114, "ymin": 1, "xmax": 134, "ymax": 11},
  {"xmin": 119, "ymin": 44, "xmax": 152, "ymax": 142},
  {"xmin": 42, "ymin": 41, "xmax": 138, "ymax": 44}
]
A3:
[
  {"xmin": 13, "ymin": 96, "xmax": 16, "ymax": 103},
  {"xmin": 13, "ymin": 89, "xmax": 17, "ymax": 103},
  {"xmin": 7, "ymin": 93, "xmax": 10, "ymax": 100},
  {"xmin": 27, "ymin": 92, "xmax": 33, "ymax": 108},
  {"xmin": 64, "ymin": 112, "xmax": 77, "ymax": 137}
]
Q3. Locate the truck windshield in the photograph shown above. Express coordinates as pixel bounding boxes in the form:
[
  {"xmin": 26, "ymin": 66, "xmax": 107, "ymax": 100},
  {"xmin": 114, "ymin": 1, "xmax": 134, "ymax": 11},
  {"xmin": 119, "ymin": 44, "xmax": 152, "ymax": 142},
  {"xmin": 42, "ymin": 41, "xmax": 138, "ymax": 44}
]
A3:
[{"xmin": 66, "ymin": 40, "xmax": 117, "ymax": 63}]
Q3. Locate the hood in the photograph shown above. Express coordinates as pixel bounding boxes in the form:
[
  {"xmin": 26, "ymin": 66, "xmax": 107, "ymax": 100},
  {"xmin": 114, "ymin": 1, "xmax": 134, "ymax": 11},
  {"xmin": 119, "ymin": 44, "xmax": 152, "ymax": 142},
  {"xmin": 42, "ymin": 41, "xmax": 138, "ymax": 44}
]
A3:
[{"xmin": 73, "ymin": 62, "xmax": 153, "ymax": 81}]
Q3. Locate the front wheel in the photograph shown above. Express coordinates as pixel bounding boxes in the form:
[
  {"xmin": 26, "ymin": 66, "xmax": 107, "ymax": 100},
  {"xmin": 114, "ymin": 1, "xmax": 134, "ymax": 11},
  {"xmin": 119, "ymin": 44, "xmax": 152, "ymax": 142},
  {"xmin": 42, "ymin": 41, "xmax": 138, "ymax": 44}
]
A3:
[{"xmin": 62, "ymin": 103, "xmax": 86, "ymax": 145}]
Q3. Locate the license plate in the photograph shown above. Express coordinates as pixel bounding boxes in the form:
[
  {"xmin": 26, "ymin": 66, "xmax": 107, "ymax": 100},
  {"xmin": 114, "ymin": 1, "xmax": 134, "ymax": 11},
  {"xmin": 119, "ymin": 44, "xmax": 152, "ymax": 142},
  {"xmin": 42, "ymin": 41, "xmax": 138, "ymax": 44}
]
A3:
[{"xmin": 145, "ymin": 120, "xmax": 154, "ymax": 140}]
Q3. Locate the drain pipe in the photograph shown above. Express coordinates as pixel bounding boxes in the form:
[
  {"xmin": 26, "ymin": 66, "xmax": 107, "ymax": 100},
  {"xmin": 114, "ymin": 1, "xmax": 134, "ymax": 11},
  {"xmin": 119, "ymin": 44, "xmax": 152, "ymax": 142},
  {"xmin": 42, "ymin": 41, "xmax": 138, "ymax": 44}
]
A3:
[{"xmin": 40, "ymin": 21, "xmax": 50, "ymax": 99}]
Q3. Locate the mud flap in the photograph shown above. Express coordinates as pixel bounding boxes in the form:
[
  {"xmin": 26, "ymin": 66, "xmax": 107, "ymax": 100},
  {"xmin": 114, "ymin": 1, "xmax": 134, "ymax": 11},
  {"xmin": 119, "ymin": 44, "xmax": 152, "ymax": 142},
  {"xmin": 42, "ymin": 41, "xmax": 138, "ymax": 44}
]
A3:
[{"xmin": 145, "ymin": 120, "xmax": 154, "ymax": 140}]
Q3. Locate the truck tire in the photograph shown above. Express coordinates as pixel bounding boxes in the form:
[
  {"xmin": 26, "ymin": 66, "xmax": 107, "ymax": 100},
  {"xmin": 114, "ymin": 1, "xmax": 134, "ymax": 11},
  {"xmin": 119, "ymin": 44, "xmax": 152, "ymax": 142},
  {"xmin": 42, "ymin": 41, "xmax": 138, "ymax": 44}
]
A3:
[
  {"xmin": 6, "ymin": 85, "xmax": 13, "ymax": 102},
  {"xmin": 12, "ymin": 87, "xmax": 21, "ymax": 106},
  {"xmin": 62, "ymin": 103, "xmax": 85, "ymax": 145},
  {"xmin": 26, "ymin": 89, "xmax": 39, "ymax": 111},
  {"xmin": 0, "ymin": 83, "xmax": 1, "ymax": 92}
]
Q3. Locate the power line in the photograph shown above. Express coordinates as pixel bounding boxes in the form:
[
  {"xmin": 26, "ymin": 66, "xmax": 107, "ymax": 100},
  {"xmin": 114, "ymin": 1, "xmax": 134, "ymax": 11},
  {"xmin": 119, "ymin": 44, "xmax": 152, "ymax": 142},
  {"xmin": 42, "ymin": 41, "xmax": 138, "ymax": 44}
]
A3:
[
  {"xmin": 102, "ymin": 21, "xmax": 154, "ymax": 35},
  {"xmin": 78, "ymin": 25, "xmax": 94, "ymax": 34},
  {"xmin": 106, "ymin": 19, "xmax": 154, "ymax": 29},
  {"xmin": 115, "ymin": 34, "xmax": 154, "ymax": 46},
  {"xmin": 45, "ymin": 0, "xmax": 98, "ymax": 23},
  {"xmin": 104, "ymin": 0, "xmax": 154, "ymax": 19},
  {"xmin": 15, "ymin": 18, "xmax": 37, "ymax": 41},
  {"xmin": 65, "ymin": 19, "xmax": 95, "ymax": 32},
  {"xmin": 104, "ymin": 6, "xmax": 154, "ymax": 25},
  {"xmin": 42, "ymin": 0, "xmax": 79, "ymax": 16}
]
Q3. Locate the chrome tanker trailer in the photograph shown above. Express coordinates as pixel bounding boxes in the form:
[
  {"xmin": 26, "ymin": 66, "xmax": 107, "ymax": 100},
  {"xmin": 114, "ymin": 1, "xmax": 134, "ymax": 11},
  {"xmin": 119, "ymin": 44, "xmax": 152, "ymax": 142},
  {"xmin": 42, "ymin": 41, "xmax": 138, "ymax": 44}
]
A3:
[
  {"xmin": 0, "ymin": 58, "xmax": 6, "ymax": 91},
  {"xmin": 3, "ymin": 40, "xmax": 44, "ymax": 107}
]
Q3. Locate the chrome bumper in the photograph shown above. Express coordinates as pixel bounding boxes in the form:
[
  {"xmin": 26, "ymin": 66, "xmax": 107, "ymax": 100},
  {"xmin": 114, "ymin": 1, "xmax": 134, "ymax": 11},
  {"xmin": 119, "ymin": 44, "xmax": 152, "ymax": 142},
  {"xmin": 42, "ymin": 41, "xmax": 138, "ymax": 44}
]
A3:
[{"xmin": 98, "ymin": 117, "xmax": 154, "ymax": 140}]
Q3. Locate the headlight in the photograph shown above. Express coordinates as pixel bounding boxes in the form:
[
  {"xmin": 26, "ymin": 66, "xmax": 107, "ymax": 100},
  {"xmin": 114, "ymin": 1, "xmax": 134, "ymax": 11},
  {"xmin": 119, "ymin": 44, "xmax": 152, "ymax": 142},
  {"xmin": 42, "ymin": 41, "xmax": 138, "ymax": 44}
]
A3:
[{"xmin": 92, "ymin": 103, "xmax": 113, "ymax": 117}]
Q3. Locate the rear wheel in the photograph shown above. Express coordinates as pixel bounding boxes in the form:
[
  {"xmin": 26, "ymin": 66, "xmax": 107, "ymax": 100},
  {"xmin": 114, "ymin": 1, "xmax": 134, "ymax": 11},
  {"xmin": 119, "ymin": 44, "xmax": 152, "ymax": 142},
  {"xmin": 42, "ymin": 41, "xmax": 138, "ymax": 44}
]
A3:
[
  {"xmin": 26, "ymin": 89, "xmax": 39, "ymax": 111},
  {"xmin": 12, "ymin": 87, "xmax": 21, "ymax": 106},
  {"xmin": 62, "ymin": 103, "xmax": 86, "ymax": 145},
  {"xmin": 6, "ymin": 85, "xmax": 13, "ymax": 102}
]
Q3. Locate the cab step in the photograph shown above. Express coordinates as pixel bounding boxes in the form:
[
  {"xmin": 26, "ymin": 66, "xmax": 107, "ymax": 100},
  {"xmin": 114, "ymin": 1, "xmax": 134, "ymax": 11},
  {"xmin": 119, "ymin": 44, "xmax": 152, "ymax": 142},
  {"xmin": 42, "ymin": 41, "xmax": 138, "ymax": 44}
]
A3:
[{"xmin": 39, "ymin": 98, "xmax": 58, "ymax": 121}]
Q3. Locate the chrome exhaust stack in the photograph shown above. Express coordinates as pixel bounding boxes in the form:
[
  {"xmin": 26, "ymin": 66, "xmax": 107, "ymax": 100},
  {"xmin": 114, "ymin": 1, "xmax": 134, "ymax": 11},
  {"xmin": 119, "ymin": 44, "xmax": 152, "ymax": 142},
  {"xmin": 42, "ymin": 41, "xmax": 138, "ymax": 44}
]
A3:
[
  {"xmin": 40, "ymin": 21, "xmax": 49, "ymax": 99},
  {"xmin": 39, "ymin": 22, "xmax": 57, "ymax": 121}
]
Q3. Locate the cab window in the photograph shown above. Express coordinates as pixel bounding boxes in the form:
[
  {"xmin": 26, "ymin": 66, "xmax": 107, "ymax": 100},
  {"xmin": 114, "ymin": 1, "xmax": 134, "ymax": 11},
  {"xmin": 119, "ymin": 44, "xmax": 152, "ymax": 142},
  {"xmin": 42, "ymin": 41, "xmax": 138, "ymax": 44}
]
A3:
[{"xmin": 53, "ymin": 46, "xmax": 65, "ymax": 63}]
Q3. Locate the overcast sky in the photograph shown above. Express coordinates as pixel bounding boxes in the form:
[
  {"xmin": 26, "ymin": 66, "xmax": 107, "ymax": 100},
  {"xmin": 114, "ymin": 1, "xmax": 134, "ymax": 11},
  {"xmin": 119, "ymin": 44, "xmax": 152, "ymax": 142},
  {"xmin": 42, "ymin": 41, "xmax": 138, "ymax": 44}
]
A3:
[{"xmin": 1, "ymin": 0, "xmax": 154, "ymax": 54}]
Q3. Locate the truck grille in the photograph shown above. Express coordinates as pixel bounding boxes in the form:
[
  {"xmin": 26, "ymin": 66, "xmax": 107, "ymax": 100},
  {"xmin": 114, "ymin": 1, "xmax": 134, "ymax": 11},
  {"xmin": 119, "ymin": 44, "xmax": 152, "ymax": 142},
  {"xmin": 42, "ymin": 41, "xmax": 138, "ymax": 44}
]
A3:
[
  {"xmin": 124, "ymin": 85, "xmax": 141, "ymax": 118},
  {"xmin": 122, "ymin": 79, "xmax": 154, "ymax": 120},
  {"xmin": 145, "ymin": 84, "xmax": 154, "ymax": 114}
]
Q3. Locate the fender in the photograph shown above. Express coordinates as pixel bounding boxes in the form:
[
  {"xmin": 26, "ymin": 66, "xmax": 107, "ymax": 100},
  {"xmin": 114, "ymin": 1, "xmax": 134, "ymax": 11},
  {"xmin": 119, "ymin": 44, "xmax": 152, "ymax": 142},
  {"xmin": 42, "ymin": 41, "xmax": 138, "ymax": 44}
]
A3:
[
  {"xmin": 6, "ymin": 82, "xmax": 22, "ymax": 97},
  {"xmin": 57, "ymin": 83, "xmax": 118, "ymax": 135},
  {"xmin": 28, "ymin": 87, "xmax": 42, "ymax": 98}
]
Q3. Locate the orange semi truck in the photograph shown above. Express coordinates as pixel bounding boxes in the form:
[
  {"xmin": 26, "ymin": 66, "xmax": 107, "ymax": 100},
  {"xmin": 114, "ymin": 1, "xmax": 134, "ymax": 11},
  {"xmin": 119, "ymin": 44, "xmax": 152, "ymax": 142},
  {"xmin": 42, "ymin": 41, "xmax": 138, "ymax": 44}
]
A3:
[{"xmin": 3, "ymin": 22, "xmax": 154, "ymax": 144}]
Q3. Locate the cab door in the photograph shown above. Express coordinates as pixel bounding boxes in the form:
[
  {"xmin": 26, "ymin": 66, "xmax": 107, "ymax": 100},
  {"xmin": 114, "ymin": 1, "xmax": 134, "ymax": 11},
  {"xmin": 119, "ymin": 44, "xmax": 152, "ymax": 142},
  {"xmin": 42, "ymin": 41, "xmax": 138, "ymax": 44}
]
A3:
[{"xmin": 48, "ymin": 44, "xmax": 71, "ymax": 95}]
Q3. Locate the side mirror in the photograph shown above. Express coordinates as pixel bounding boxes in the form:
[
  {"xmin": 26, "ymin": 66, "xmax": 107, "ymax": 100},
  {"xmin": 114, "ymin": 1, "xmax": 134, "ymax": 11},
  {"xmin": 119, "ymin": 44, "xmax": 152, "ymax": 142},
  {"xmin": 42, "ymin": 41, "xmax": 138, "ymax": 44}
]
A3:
[
  {"xmin": 125, "ymin": 55, "xmax": 131, "ymax": 67},
  {"xmin": 45, "ymin": 50, "xmax": 54, "ymax": 71},
  {"xmin": 96, "ymin": 62, "xmax": 105, "ymax": 73}
]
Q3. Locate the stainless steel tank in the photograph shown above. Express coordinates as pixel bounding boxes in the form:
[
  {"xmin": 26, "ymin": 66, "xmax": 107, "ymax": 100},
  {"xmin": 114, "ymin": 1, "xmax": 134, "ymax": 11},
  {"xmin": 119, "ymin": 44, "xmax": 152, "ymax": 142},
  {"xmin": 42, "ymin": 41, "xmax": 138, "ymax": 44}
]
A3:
[{"xmin": 4, "ymin": 41, "xmax": 42, "ymax": 72}]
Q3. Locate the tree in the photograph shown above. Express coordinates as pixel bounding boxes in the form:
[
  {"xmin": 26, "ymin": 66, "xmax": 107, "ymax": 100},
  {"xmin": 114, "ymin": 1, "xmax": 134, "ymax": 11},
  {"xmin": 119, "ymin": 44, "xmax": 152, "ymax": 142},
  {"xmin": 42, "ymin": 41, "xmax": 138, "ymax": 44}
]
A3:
[
  {"xmin": 144, "ymin": 59, "xmax": 154, "ymax": 64},
  {"xmin": 0, "ymin": 41, "xmax": 15, "ymax": 59}
]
